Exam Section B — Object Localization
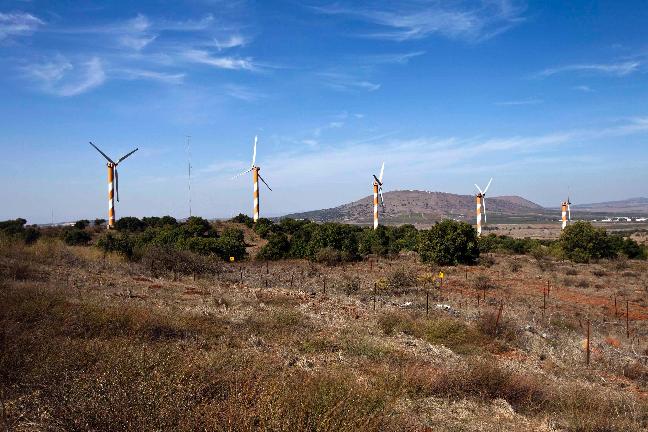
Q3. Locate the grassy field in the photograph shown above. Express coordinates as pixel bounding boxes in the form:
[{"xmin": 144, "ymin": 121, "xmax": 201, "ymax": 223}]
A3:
[{"xmin": 2, "ymin": 234, "xmax": 648, "ymax": 431}]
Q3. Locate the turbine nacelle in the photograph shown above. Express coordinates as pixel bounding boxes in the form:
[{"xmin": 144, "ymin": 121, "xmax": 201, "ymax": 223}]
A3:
[
  {"xmin": 474, "ymin": 177, "xmax": 493, "ymax": 223},
  {"xmin": 89, "ymin": 141, "xmax": 138, "ymax": 202}
]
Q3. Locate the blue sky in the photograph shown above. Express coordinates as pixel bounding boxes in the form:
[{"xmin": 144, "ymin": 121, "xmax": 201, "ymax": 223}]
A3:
[{"xmin": 1, "ymin": 0, "xmax": 647, "ymax": 223}]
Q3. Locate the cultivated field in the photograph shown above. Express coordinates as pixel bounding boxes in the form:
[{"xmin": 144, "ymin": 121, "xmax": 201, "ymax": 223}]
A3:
[{"xmin": 2, "ymin": 231, "xmax": 648, "ymax": 431}]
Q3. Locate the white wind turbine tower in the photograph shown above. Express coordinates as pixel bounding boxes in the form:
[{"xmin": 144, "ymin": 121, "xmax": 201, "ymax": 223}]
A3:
[
  {"xmin": 372, "ymin": 162, "xmax": 385, "ymax": 230},
  {"xmin": 89, "ymin": 142, "xmax": 138, "ymax": 229},
  {"xmin": 474, "ymin": 177, "xmax": 493, "ymax": 237},
  {"xmin": 561, "ymin": 193, "xmax": 572, "ymax": 230},
  {"xmin": 233, "ymin": 136, "xmax": 272, "ymax": 222}
]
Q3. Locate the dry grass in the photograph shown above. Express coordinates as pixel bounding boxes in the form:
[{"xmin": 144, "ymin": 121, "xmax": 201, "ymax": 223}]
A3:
[{"xmin": 3, "ymin": 239, "xmax": 648, "ymax": 431}]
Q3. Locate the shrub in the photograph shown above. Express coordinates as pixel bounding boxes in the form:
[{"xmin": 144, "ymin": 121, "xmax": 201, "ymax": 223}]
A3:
[
  {"xmin": 97, "ymin": 232, "xmax": 134, "ymax": 259},
  {"xmin": 257, "ymin": 233, "xmax": 290, "ymax": 260},
  {"xmin": 74, "ymin": 219, "xmax": 90, "ymax": 229},
  {"xmin": 560, "ymin": 221, "xmax": 616, "ymax": 263},
  {"xmin": 314, "ymin": 247, "xmax": 341, "ymax": 266},
  {"xmin": 418, "ymin": 220, "xmax": 479, "ymax": 265},
  {"xmin": 115, "ymin": 216, "xmax": 145, "ymax": 232},
  {"xmin": 22, "ymin": 227, "xmax": 41, "ymax": 245},
  {"xmin": 385, "ymin": 267, "xmax": 417, "ymax": 294},
  {"xmin": 340, "ymin": 275, "xmax": 361, "ymax": 295},
  {"xmin": 94, "ymin": 218, "xmax": 106, "ymax": 227},
  {"xmin": 230, "ymin": 213, "xmax": 254, "ymax": 227},
  {"xmin": 141, "ymin": 246, "xmax": 219, "ymax": 277},
  {"xmin": 62, "ymin": 228, "xmax": 92, "ymax": 246}
]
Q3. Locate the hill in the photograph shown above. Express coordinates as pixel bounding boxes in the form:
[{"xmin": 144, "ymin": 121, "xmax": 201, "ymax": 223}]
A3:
[
  {"xmin": 572, "ymin": 197, "xmax": 648, "ymax": 213},
  {"xmin": 283, "ymin": 190, "xmax": 546, "ymax": 225}
]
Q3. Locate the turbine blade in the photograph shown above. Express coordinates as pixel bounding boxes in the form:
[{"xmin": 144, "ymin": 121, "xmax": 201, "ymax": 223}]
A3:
[
  {"xmin": 373, "ymin": 174, "xmax": 381, "ymax": 185},
  {"xmin": 483, "ymin": 177, "xmax": 493, "ymax": 195},
  {"xmin": 483, "ymin": 197, "xmax": 487, "ymax": 223},
  {"xmin": 89, "ymin": 141, "xmax": 115, "ymax": 164},
  {"xmin": 252, "ymin": 135, "xmax": 257, "ymax": 166},
  {"xmin": 379, "ymin": 161, "xmax": 384, "ymax": 183},
  {"xmin": 231, "ymin": 167, "xmax": 253, "ymax": 180},
  {"xmin": 568, "ymin": 204, "xmax": 571, "ymax": 221},
  {"xmin": 117, "ymin": 147, "xmax": 139, "ymax": 164},
  {"xmin": 379, "ymin": 186, "xmax": 385, "ymax": 208},
  {"xmin": 474, "ymin": 184, "xmax": 483, "ymax": 195},
  {"xmin": 258, "ymin": 173, "xmax": 272, "ymax": 191}
]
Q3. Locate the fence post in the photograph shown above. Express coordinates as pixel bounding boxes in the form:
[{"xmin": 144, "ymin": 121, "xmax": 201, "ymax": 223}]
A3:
[
  {"xmin": 626, "ymin": 301, "xmax": 630, "ymax": 338},
  {"xmin": 586, "ymin": 319, "xmax": 591, "ymax": 365},
  {"xmin": 494, "ymin": 301, "xmax": 504, "ymax": 334},
  {"xmin": 373, "ymin": 282, "xmax": 376, "ymax": 311}
]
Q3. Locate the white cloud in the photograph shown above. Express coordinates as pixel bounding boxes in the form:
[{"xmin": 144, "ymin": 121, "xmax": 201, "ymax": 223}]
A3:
[
  {"xmin": 312, "ymin": 0, "xmax": 525, "ymax": 42},
  {"xmin": 573, "ymin": 85, "xmax": 594, "ymax": 92},
  {"xmin": 537, "ymin": 61, "xmax": 640, "ymax": 78},
  {"xmin": 0, "ymin": 11, "xmax": 43, "ymax": 40},
  {"xmin": 318, "ymin": 72, "xmax": 380, "ymax": 92},
  {"xmin": 119, "ymin": 34, "xmax": 157, "ymax": 50},
  {"xmin": 213, "ymin": 34, "xmax": 248, "ymax": 50},
  {"xmin": 117, "ymin": 68, "xmax": 185, "ymax": 84},
  {"xmin": 26, "ymin": 56, "xmax": 106, "ymax": 96},
  {"xmin": 183, "ymin": 49, "xmax": 256, "ymax": 70}
]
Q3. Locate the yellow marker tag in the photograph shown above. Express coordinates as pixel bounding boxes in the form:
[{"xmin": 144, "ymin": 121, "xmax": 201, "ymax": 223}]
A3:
[
  {"xmin": 439, "ymin": 272, "xmax": 444, "ymax": 279},
  {"xmin": 229, "ymin": 256, "xmax": 235, "ymax": 262}
]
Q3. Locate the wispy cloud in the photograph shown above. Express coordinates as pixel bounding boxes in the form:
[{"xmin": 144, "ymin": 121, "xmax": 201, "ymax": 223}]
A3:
[
  {"xmin": 26, "ymin": 56, "xmax": 106, "ymax": 96},
  {"xmin": 223, "ymin": 83, "xmax": 265, "ymax": 101},
  {"xmin": 495, "ymin": 98, "xmax": 543, "ymax": 106},
  {"xmin": 318, "ymin": 72, "xmax": 380, "ymax": 92},
  {"xmin": 536, "ymin": 61, "xmax": 641, "ymax": 78},
  {"xmin": 363, "ymin": 51, "xmax": 426, "ymax": 64},
  {"xmin": 573, "ymin": 85, "xmax": 594, "ymax": 92},
  {"xmin": 213, "ymin": 34, "xmax": 248, "ymax": 50},
  {"xmin": 183, "ymin": 49, "xmax": 256, "ymax": 70},
  {"xmin": 116, "ymin": 68, "xmax": 185, "ymax": 84},
  {"xmin": 0, "ymin": 11, "xmax": 43, "ymax": 40},
  {"xmin": 312, "ymin": 0, "xmax": 525, "ymax": 42}
]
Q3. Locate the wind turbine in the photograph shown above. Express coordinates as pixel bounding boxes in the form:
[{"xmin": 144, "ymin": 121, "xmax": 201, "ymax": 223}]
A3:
[
  {"xmin": 474, "ymin": 177, "xmax": 493, "ymax": 237},
  {"xmin": 89, "ymin": 142, "xmax": 138, "ymax": 229},
  {"xmin": 372, "ymin": 162, "xmax": 385, "ymax": 230},
  {"xmin": 233, "ymin": 135, "xmax": 272, "ymax": 222},
  {"xmin": 561, "ymin": 194, "xmax": 572, "ymax": 230}
]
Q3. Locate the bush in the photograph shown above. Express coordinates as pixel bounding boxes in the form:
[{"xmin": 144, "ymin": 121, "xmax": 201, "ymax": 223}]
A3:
[
  {"xmin": 230, "ymin": 213, "xmax": 254, "ymax": 227},
  {"xmin": 115, "ymin": 216, "xmax": 145, "ymax": 232},
  {"xmin": 314, "ymin": 247, "xmax": 342, "ymax": 266},
  {"xmin": 141, "ymin": 246, "xmax": 220, "ymax": 277},
  {"xmin": 74, "ymin": 219, "xmax": 90, "ymax": 229},
  {"xmin": 97, "ymin": 232, "xmax": 134, "ymax": 259},
  {"xmin": 418, "ymin": 220, "xmax": 479, "ymax": 265},
  {"xmin": 560, "ymin": 221, "xmax": 616, "ymax": 263},
  {"xmin": 94, "ymin": 218, "xmax": 106, "ymax": 227},
  {"xmin": 385, "ymin": 267, "xmax": 417, "ymax": 294},
  {"xmin": 62, "ymin": 228, "xmax": 92, "ymax": 246},
  {"xmin": 257, "ymin": 233, "xmax": 290, "ymax": 261}
]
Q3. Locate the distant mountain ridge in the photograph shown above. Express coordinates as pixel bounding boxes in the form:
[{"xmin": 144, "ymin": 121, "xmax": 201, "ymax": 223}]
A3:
[
  {"xmin": 282, "ymin": 191, "xmax": 648, "ymax": 225},
  {"xmin": 572, "ymin": 197, "xmax": 648, "ymax": 213},
  {"xmin": 282, "ymin": 190, "xmax": 545, "ymax": 225}
]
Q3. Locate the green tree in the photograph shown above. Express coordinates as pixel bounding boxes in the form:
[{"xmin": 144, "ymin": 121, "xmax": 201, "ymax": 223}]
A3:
[
  {"xmin": 63, "ymin": 228, "xmax": 91, "ymax": 246},
  {"xmin": 115, "ymin": 216, "xmax": 145, "ymax": 232},
  {"xmin": 74, "ymin": 219, "xmax": 90, "ymax": 229},
  {"xmin": 418, "ymin": 220, "xmax": 479, "ymax": 265},
  {"xmin": 257, "ymin": 232, "xmax": 290, "ymax": 260},
  {"xmin": 559, "ymin": 221, "xmax": 615, "ymax": 263}
]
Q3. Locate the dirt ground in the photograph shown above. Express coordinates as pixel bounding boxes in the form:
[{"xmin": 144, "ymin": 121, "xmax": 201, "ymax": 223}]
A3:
[{"xmin": 3, "ymin": 238, "xmax": 648, "ymax": 430}]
